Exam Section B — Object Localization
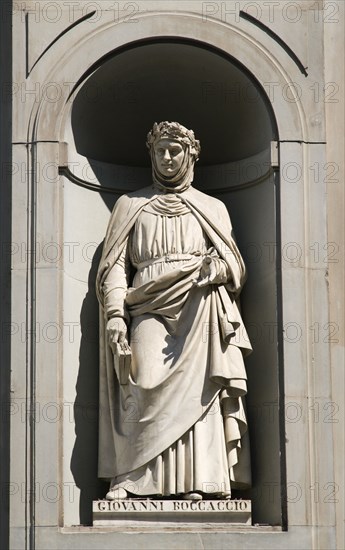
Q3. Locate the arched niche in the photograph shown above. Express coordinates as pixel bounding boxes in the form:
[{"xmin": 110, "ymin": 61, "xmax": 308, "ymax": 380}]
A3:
[{"xmin": 60, "ymin": 38, "xmax": 283, "ymax": 526}]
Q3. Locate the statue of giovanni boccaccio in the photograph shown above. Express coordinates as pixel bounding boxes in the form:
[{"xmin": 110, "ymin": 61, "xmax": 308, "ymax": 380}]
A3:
[{"xmin": 96, "ymin": 121, "xmax": 252, "ymax": 501}]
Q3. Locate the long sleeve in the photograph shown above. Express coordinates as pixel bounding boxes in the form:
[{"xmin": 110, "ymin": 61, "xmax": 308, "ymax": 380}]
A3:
[
  {"xmin": 102, "ymin": 239, "xmax": 131, "ymax": 323},
  {"xmin": 214, "ymin": 257, "xmax": 231, "ymax": 284}
]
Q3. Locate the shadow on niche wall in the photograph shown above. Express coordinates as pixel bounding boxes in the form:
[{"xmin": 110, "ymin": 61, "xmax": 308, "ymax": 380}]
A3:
[{"xmin": 70, "ymin": 241, "xmax": 108, "ymax": 525}]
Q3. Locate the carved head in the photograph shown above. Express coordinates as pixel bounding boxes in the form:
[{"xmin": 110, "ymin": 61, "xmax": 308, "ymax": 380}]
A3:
[
  {"xmin": 146, "ymin": 121, "xmax": 200, "ymax": 192},
  {"xmin": 147, "ymin": 121, "xmax": 200, "ymax": 161}
]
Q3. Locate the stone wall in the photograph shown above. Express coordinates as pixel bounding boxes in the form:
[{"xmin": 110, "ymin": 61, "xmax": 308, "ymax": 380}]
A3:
[{"xmin": 4, "ymin": 1, "xmax": 344, "ymax": 548}]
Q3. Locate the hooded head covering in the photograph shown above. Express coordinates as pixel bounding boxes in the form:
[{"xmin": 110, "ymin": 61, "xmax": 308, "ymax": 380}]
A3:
[{"xmin": 146, "ymin": 121, "xmax": 201, "ymax": 193}]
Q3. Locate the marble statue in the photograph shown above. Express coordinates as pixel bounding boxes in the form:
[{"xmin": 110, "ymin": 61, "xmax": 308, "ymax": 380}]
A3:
[{"xmin": 96, "ymin": 121, "xmax": 252, "ymax": 501}]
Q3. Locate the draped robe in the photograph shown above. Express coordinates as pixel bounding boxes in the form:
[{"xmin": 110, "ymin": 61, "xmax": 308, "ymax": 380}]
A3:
[{"xmin": 96, "ymin": 185, "xmax": 252, "ymax": 496}]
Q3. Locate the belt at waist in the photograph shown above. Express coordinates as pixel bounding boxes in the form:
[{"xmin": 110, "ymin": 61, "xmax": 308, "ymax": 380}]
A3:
[{"xmin": 136, "ymin": 252, "xmax": 202, "ymax": 270}]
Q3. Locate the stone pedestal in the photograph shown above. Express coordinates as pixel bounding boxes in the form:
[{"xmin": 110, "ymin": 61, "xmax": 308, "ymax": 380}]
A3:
[{"xmin": 93, "ymin": 499, "xmax": 251, "ymax": 527}]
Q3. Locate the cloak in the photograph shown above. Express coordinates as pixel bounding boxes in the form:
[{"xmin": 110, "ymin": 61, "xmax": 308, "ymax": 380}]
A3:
[{"xmin": 96, "ymin": 185, "xmax": 252, "ymax": 484}]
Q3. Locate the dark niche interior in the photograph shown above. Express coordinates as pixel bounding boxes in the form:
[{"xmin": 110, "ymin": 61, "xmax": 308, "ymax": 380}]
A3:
[
  {"xmin": 69, "ymin": 38, "xmax": 284, "ymax": 528},
  {"xmin": 71, "ymin": 40, "xmax": 274, "ymax": 167}
]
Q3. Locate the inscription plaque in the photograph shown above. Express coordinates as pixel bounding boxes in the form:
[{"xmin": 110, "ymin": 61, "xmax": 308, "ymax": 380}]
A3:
[{"xmin": 93, "ymin": 499, "xmax": 252, "ymax": 526}]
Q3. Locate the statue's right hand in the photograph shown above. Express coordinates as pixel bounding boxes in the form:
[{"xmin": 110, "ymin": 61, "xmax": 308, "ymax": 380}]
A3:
[{"xmin": 106, "ymin": 317, "xmax": 127, "ymax": 352}]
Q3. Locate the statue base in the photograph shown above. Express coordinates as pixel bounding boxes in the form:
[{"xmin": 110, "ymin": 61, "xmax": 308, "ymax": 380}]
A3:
[{"xmin": 93, "ymin": 499, "xmax": 251, "ymax": 527}]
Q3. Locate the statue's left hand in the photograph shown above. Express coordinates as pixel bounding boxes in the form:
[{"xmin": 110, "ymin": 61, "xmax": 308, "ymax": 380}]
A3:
[
  {"xmin": 197, "ymin": 256, "xmax": 217, "ymax": 287},
  {"xmin": 196, "ymin": 250, "xmax": 229, "ymax": 287}
]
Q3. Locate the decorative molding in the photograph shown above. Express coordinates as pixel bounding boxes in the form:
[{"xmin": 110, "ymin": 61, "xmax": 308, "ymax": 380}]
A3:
[
  {"xmin": 27, "ymin": 10, "xmax": 96, "ymax": 75},
  {"xmin": 59, "ymin": 166, "xmax": 121, "ymax": 194},
  {"xmin": 59, "ymin": 165, "xmax": 275, "ymax": 195},
  {"xmin": 239, "ymin": 11, "xmax": 308, "ymax": 77}
]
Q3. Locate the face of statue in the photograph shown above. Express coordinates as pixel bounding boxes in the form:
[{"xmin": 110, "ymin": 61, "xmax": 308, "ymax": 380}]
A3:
[{"xmin": 154, "ymin": 139, "xmax": 185, "ymax": 178}]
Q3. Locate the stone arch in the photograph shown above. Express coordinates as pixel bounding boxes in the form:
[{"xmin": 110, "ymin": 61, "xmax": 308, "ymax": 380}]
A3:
[{"xmin": 29, "ymin": 12, "xmax": 307, "ymax": 143}]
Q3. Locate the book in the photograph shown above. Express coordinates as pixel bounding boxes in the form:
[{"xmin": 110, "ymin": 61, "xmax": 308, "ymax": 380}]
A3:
[{"xmin": 113, "ymin": 341, "xmax": 131, "ymax": 385}]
